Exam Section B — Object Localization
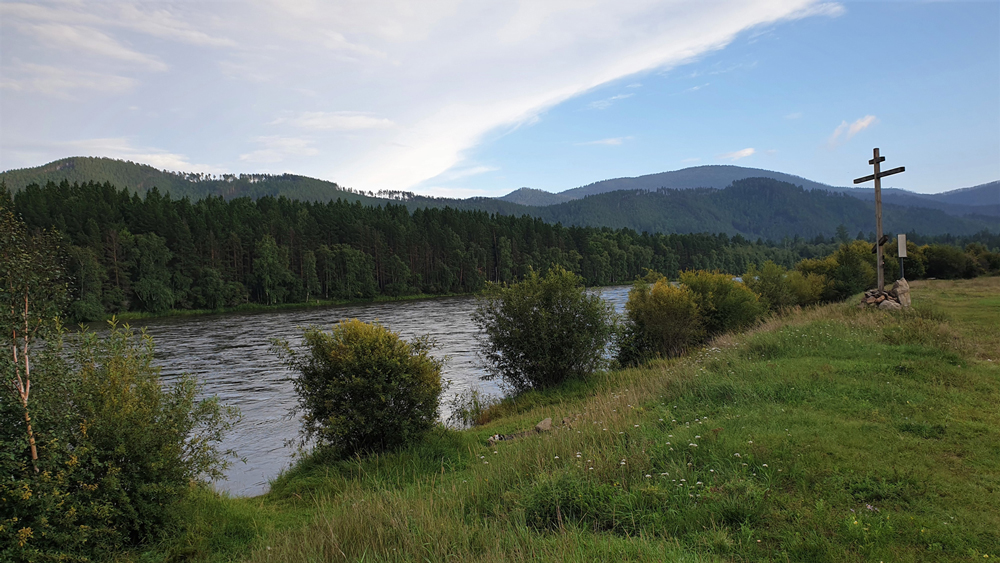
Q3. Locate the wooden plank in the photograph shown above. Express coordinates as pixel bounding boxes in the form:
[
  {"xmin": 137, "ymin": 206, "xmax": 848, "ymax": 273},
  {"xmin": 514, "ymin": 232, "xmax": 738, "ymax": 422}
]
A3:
[
  {"xmin": 876, "ymin": 166, "xmax": 905, "ymax": 178},
  {"xmin": 854, "ymin": 173, "xmax": 876, "ymax": 184},
  {"xmin": 869, "ymin": 156, "xmax": 886, "ymax": 165}
]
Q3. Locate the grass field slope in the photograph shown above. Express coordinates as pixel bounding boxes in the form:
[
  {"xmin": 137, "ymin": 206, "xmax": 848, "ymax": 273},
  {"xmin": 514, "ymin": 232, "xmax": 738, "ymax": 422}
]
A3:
[{"xmin": 155, "ymin": 277, "xmax": 1000, "ymax": 563}]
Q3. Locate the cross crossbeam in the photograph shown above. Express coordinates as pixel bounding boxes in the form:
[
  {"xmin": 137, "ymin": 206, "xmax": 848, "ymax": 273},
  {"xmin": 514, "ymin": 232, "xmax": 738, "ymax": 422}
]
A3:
[{"xmin": 853, "ymin": 147, "xmax": 905, "ymax": 293}]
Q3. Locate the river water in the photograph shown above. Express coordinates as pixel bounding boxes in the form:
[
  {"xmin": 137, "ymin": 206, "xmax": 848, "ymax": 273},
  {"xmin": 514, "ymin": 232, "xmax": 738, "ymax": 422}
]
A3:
[{"xmin": 137, "ymin": 286, "xmax": 630, "ymax": 496}]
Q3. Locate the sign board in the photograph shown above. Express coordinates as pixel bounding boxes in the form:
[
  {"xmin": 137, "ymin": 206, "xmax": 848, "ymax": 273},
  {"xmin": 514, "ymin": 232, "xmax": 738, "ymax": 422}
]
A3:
[{"xmin": 898, "ymin": 234, "xmax": 907, "ymax": 258}]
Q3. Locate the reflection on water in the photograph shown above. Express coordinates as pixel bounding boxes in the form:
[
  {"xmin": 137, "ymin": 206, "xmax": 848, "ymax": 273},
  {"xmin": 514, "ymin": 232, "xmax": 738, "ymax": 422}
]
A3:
[{"xmin": 131, "ymin": 286, "xmax": 629, "ymax": 496}]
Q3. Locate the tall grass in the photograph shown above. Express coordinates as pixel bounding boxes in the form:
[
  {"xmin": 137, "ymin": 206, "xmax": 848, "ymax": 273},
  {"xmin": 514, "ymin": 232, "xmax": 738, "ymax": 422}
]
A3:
[{"xmin": 153, "ymin": 278, "xmax": 1000, "ymax": 562}]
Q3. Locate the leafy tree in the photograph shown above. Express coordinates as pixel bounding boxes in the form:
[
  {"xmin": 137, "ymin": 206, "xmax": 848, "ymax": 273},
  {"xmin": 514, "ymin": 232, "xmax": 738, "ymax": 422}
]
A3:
[
  {"xmin": 679, "ymin": 270, "xmax": 765, "ymax": 337},
  {"xmin": 473, "ymin": 267, "xmax": 616, "ymax": 393},
  {"xmin": 254, "ymin": 234, "xmax": 291, "ymax": 304},
  {"xmin": 619, "ymin": 272, "xmax": 703, "ymax": 365},
  {"xmin": 276, "ymin": 319, "xmax": 443, "ymax": 458},
  {"xmin": 132, "ymin": 232, "xmax": 175, "ymax": 313}
]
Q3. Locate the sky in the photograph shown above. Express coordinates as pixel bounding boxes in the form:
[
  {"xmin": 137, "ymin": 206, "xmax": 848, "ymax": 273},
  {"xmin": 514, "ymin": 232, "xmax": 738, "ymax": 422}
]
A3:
[{"xmin": 1, "ymin": 1, "xmax": 997, "ymax": 197}]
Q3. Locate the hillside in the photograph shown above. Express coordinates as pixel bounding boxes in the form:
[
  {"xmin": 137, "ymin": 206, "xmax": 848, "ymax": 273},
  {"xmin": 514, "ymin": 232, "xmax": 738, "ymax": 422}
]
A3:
[
  {"xmin": 522, "ymin": 178, "xmax": 999, "ymax": 239},
  {"xmin": 0, "ymin": 156, "xmax": 381, "ymax": 205}
]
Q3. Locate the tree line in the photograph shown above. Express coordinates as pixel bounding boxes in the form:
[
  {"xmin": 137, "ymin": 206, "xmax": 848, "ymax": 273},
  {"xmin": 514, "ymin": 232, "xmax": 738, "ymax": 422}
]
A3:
[{"xmin": 6, "ymin": 179, "xmax": 997, "ymax": 321}]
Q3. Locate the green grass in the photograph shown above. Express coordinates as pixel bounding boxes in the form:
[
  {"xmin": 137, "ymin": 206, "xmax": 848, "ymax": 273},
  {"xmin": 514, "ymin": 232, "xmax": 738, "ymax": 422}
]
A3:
[{"xmin": 144, "ymin": 277, "xmax": 1000, "ymax": 562}]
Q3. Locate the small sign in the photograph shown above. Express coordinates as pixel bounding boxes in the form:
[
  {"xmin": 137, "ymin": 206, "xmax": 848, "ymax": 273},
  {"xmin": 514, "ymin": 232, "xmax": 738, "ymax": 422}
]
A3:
[{"xmin": 898, "ymin": 234, "xmax": 907, "ymax": 258}]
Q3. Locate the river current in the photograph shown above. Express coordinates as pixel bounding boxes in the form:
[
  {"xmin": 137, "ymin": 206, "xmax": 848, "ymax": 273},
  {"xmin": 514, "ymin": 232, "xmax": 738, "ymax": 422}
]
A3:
[{"xmin": 136, "ymin": 286, "xmax": 630, "ymax": 496}]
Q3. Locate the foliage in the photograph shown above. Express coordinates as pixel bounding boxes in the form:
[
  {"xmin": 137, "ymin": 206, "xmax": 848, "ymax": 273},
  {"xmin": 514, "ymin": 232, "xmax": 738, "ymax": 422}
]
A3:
[
  {"xmin": 473, "ymin": 267, "xmax": 617, "ymax": 394},
  {"xmin": 678, "ymin": 270, "xmax": 766, "ymax": 337},
  {"xmin": 745, "ymin": 260, "xmax": 827, "ymax": 311},
  {"xmin": 618, "ymin": 272, "xmax": 704, "ymax": 365},
  {"xmin": 277, "ymin": 319, "xmax": 444, "ymax": 458},
  {"xmin": 1, "ymin": 323, "xmax": 239, "ymax": 559}
]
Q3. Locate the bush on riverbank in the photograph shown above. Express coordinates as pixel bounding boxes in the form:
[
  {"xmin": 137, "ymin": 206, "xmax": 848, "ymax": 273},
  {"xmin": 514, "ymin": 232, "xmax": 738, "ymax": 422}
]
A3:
[
  {"xmin": 277, "ymin": 319, "xmax": 444, "ymax": 458},
  {"xmin": 473, "ymin": 267, "xmax": 617, "ymax": 393}
]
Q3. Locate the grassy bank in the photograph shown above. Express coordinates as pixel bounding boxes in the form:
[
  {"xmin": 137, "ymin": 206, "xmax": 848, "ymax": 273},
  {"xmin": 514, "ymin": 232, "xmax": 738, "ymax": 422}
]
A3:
[{"xmin": 150, "ymin": 277, "xmax": 999, "ymax": 562}]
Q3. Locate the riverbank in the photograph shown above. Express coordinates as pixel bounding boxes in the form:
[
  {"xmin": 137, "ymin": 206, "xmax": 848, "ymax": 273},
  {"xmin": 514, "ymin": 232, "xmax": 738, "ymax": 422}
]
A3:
[{"xmin": 145, "ymin": 277, "xmax": 999, "ymax": 562}]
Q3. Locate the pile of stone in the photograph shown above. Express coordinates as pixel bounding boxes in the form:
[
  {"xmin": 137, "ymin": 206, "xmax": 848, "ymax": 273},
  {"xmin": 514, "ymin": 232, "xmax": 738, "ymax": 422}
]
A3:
[{"xmin": 860, "ymin": 278, "xmax": 911, "ymax": 310}]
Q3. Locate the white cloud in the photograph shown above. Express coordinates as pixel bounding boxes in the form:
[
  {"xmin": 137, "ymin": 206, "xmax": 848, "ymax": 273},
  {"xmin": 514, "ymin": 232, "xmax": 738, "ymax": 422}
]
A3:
[
  {"xmin": 577, "ymin": 137, "xmax": 629, "ymax": 146},
  {"xmin": 275, "ymin": 112, "xmax": 396, "ymax": 131},
  {"xmin": 684, "ymin": 83, "xmax": 711, "ymax": 93},
  {"xmin": 785, "ymin": 111, "xmax": 803, "ymax": 119},
  {"xmin": 437, "ymin": 165, "xmax": 500, "ymax": 181},
  {"xmin": 21, "ymin": 23, "xmax": 168, "ymax": 71},
  {"xmin": 0, "ymin": 63, "xmax": 136, "ymax": 98},
  {"xmin": 720, "ymin": 148, "xmax": 756, "ymax": 160},
  {"xmin": 239, "ymin": 136, "xmax": 320, "ymax": 164},
  {"xmin": 588, "ymin": 93, "xmax": 633, "ymax": 110},
  {"xmin": 829, "ymin": 115, "xmax": 878, "ymax": 145},
  {"xmin": 18, "ymin": 137, "xmax": 224, "ymax": 173}
]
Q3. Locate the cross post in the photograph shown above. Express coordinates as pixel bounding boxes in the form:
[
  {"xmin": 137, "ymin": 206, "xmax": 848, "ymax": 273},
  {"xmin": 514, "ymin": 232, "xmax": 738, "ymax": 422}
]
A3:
[{"xmin": 854, "ymin": 147, "xmax": 905, "ymax": 292}]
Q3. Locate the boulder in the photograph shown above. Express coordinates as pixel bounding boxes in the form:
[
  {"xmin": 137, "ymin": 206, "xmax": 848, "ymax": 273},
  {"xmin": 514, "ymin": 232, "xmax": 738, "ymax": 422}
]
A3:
[
  {"xmin": 893, "ymin": 279, "xmax": 911, "ymax": 308},
  {"xmin": 535, "ymin": 418, "xmax": 552, "ymax": 432},
  {"xmin": 879, "ymin": 299, "xmax": 902, "ymax": 311}
]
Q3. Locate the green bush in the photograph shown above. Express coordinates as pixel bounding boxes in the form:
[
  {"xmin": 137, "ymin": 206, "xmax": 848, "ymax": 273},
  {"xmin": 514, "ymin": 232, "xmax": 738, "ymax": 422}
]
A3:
[
  {"xmin": 619, "ymin": 273, "xmax": 703, "ymax": 365},
  {"xmin": 277, "ymin": 319, "xmax": 443, "ymax": 458},
  {"xmin": 1, "ymin": 324, "xmax": 238, "ymax": 559},
  {"xmin": 744, "ymin": 261, "xmax": 795, "ymax": 312},
  {"xmin": 679, "ymin": 270, "xmax": 766, "ymax": 337},
  {"xmin": 472, "ymin": 266, "xmax": 616, "ymax": 394}
]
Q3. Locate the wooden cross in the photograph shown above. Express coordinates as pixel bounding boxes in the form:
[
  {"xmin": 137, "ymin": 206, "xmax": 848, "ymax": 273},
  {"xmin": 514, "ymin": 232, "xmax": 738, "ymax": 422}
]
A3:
[{"xmin": 854, "ymin": 147, "xmax": 905, "ymax": 292}]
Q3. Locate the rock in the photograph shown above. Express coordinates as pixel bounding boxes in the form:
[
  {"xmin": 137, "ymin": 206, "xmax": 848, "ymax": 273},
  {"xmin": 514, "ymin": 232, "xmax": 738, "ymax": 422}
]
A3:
[
  {"xmin": 865, "ymin": 296, "xmax": 877, "ymax": 304},
  {"xmin": 561, "ymin": 417, "xmax": 572, "ymax": 427},
  {"xmin": 535, "ymin": 418, "xmax": 552, "ymax": 432},
  {"xmin": 893, "ymin": 278, "xmax": 911, "ymax": 308},
  {"xmin": 879, "ymin": 299, "xmax": 902, "ymax": 311},
  {"xmin": 875, "ymin": 295, "xmax": 886, "ymax": 304}
]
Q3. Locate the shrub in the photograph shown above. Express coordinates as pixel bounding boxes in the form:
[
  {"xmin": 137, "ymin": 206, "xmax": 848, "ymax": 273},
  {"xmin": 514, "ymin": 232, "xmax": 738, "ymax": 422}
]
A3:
[
  {"xmin": 923, "ymin": 244, "xmax": 974, "ymax": 279},
  {"xmin": 679, "ymin": 270, "xmax": 766, "ymax": 337},
  {"xmin": 785, "ymin": 270, "xmax": 827, "ymax": 307},
  {"xmin": 472, "ymin": 266, "xmax": 616, "ymax": 394},
  {"xmin": 278, "ymin": 319, "xmax": 443, "ymax": 458},
  {"xmin": 744, "ymin": 261, "xmax": 795, "ymax": 312},
  {"xmin": 1, "ymin": 323, "xmax": 238, "ymax": 559},
  {"xmin": 619, "ymin": 273, "xmax": 704, "ymax": 365}
]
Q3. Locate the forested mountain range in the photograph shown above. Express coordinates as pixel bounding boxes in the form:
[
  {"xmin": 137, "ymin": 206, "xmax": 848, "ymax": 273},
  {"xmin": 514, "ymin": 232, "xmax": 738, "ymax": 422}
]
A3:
[
  {"xmin": 3, "ymin": 158, "xmax": 997, "ymax": 241},
  {"xmin": 499, "ymin": 165, "xmax": 1000, "ymax": 217}
]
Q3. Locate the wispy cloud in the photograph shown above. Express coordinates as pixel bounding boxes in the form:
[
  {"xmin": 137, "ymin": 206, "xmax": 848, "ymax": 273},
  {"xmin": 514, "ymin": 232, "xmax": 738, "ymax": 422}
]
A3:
[
  {"xmin": 22, "ymin": 23, "xmax": 168, "ymax": 71},
  {"xmin": 784, "ymin": 111, "xmax": 803, "ymax": 119},
  {"xmin": 0, "ymin": 63, "xmax": 136, "ymax": 98},
  {"xmin": 576, "ymin": 137, "xmax": 629, "ymax": 146},
  {"xmin": 828, "ymin": 115, "xmax": 877, "ymax": 146},
  {"xmin": 274, "ymin": 111, "xmax": 396, "ymax": 131},
  {"xmin": 588, "ymin": 93, "xmax": 633, "ymax": 110},
  {"xmin": 720, "ymin": 147, "xmax": 755, "ymax": 161},
  {"xmin": 437, "ymin": 165, "xmax": 500, "ymax": 181},
  {"xmin": 239, "ymin": 136, "xmax": 319, "ymax": 163},
  {"xmin": 683, "ymin": 83, "xmax": 711, "ymax": 93},
  {"xmin": 13, "ymin": 137, "xmax": 224, "ymax": 173}
]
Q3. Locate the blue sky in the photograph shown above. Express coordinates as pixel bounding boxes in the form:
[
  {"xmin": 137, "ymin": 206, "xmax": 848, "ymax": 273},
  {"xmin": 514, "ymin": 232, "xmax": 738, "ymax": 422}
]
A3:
[{"xmin": 1, "ymin": 1, "xmax": 997, "ymax": 197}]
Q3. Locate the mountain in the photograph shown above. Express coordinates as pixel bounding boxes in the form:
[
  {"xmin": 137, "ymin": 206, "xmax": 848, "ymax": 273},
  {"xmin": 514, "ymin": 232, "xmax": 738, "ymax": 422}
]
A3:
[
  {"xmin": 560, "ymin": 165, "xmax": 835, "ymax": 198},
  {"xmin": 498, "ymin": 165, "xmax": 1000, "ymax": 218},
  {"xmin": 524, "ymin": 178, "xmax": 999, "ymax": 240},
  {"xmin": 0, "ymin": 156, "xmax": 382, "ymax": 205},
  {"xmin": 497, "ymin": 187, "xmax": 575, "ymax": 206}
]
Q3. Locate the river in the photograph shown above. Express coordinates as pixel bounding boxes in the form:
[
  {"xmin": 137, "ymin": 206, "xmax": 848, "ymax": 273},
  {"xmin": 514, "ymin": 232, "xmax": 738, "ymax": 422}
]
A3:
[{"xmin": 136, "ymin": 286, "xmax": 630, "ymax": 496}]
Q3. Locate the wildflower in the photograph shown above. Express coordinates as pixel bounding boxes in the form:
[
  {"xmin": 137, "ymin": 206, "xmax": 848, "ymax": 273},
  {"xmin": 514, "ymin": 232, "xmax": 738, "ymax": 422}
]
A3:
[
  {"xmin": 554, "ymin": 456, "xmax": 559, "ymax": 459},
  {"xmin": 660, "ymin": 472, "xmax": 669, "ymax": 476},
  {"xmin": 645, "ymin": 474, "xmax": 651, "ymax": 478},
  {"xmin": 734, "ymin": 453, "xmax": 741, "ymax": 458},
  {"xmin": 762, "ymin": 464, "xmax": 767, "ymax": 467},
  {"xmin": 695, "ymin": 435, "xmax": 701, "ymax": 439}
]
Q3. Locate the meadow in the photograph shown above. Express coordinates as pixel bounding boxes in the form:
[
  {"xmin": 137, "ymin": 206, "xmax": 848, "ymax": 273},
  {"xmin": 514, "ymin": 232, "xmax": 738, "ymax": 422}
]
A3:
[{"xmin": 155, "ymin": 277, "xmax": 999, "ymax": 562}]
